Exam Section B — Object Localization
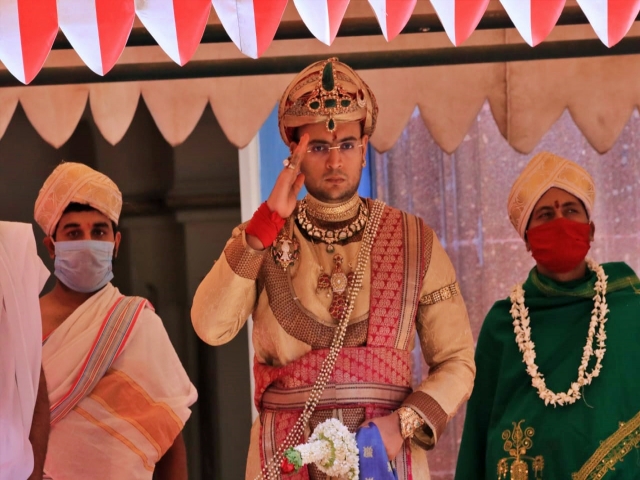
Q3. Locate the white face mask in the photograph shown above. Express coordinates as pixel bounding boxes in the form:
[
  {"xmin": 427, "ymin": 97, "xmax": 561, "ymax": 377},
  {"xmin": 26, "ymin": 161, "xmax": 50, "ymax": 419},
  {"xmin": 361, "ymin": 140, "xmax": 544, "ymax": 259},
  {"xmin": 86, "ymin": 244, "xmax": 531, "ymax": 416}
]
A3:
[{"xmin": 54, "ymin": 240, "xmax": 114, "ymax": 293}]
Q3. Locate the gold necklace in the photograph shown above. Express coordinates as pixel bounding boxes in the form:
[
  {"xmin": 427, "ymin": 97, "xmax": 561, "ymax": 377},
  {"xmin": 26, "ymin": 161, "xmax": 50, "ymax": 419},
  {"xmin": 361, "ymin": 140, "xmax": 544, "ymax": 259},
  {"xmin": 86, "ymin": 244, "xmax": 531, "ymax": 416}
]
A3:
[
  {"xmin": 305, "ymin": 194, "xmax": 361, "ymax": 222},
  {"xmin": 297, "ymin": 198, "xmax": 368, "ymax": 253}
]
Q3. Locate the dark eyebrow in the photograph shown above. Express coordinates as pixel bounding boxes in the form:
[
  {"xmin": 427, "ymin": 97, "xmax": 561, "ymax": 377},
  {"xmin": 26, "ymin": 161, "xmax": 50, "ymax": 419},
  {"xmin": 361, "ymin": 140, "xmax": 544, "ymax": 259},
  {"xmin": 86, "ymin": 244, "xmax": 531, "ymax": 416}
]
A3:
[
  {"xmin": 562, "ymin": 201, "xmax": 581, "ymax": 209},
  {"xmin": 92, "ymin": 222, "xmax": 111, "ymax": 229},
  {"xmin": 62, "ymin": 223, "xmax": 81, "ymax": 230},
  {"xmin": 533, "ymin": 205, "xmax": 554, "ymax": 216},
  {"xmin": 337, "ymin": 136, "xmax": 358, "ymax": 143}
]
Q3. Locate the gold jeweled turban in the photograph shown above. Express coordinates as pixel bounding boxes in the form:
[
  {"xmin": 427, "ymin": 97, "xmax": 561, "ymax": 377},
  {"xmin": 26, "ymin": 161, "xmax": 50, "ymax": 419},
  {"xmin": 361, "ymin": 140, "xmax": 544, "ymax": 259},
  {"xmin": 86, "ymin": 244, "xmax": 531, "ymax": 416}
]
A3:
[
  {"xmin": 34, "ymin": 162, "xmax": 122, "ymax": 236},
  {"xmin": 507, "ymin": 152, "xmax": 595, "ymax": 239},
  {"xmin": 278, "ymin": 57, "xmax": 378, "ymax": 144}
]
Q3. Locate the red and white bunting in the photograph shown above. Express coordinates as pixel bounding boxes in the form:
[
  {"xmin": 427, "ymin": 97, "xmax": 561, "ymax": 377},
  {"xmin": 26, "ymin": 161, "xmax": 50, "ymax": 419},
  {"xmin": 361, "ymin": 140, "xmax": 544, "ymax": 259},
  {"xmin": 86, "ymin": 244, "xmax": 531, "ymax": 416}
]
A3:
[
  {"xmin": 136, "ymin": 0, "xmax": 211, "ymax": 66},
  {"xmin": 0, "ymin": 0, "xmax": 57, "ymax": 84},
  {"xmin": 500, "ymin": 0, "xmax": 565, "ymax": 46},
  {"xmin": 430, "ymin": 0, "xmax": 490, "ymax": 46},
  {"xmin": 367, "ymin": 0, "xmax": 417, "ymax": 41},
  {"xmin": 577, "ymin": 0, "xmax": 640, "ymax": 47},
  {"xmin": 212, "ymin": 0, "xmax": 288, "ymax": 59},
  {"xmin": 293, "ymin": 0, "xmax": 350, "ymax": 46},
  {"xmin": 58, "ymin": 0, "xmax": 134, "ymax": 76}
]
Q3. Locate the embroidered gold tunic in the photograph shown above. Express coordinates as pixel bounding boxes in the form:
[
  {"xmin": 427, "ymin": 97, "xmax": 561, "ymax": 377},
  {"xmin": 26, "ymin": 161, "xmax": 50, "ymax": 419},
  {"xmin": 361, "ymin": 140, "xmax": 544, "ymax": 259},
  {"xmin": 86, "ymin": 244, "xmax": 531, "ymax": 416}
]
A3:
[{"xmin": 192, "ymin": 200, "xmax": 476, "ymax": 480}]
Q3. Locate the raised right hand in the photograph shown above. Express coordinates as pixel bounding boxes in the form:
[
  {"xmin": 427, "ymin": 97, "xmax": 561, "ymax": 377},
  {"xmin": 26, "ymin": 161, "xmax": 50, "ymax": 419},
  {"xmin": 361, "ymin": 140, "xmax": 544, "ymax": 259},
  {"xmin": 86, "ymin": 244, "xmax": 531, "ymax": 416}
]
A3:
[
  {"xmin": 266, "ymin": 133, "xmax": 308, "ymax": 218},
  {"xmin": 245, "ymin": 134, "xmax": 308, "ymax": 251}
]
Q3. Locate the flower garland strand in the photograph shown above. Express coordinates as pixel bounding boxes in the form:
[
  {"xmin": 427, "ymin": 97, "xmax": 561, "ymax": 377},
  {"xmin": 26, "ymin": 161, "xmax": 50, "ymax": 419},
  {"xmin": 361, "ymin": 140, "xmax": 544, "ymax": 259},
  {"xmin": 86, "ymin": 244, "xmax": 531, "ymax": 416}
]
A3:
[
  {"xmin": 254, "ymin": 200, "xmax": 385, "ymax": 480},
  {"xmin": 281, "ymin": 418, "xmax": 359, "ymax": 479},
  {"xmin": 510, "ymin": 258, "xmax": 609, "ymax": 407}
]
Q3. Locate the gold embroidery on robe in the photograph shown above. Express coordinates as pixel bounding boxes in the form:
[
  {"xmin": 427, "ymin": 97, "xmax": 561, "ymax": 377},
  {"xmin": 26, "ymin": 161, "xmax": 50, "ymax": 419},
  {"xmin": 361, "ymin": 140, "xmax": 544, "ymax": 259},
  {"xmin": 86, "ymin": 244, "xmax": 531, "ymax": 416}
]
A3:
[
  {"xmin": 572, "ymin": 410, "xmax": 640, "ymax": 480},
  {"xmin": 497, "ymin": 420, "xmax": 544, "ymax": 480}
]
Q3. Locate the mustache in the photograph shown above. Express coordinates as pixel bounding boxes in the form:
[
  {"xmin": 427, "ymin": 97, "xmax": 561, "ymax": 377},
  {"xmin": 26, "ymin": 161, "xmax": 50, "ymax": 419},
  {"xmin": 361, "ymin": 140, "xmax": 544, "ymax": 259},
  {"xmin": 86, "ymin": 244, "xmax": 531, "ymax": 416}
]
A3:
[{"xmin": 323, "ymin": 171, "xmax": 347, "ymax": 179}]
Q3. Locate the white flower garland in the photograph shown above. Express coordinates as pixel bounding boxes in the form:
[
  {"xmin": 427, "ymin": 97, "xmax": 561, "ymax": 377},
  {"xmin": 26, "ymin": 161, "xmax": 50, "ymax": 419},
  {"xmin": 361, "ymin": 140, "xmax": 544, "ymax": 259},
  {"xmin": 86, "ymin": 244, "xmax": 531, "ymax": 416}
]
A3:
[
  {"xmin": 283, "ymin": 418, "xmax": 359, "ymax": 479},
  {"xmin": 510, "ymin": 258, "xmax": 609, "ymax": 407}
]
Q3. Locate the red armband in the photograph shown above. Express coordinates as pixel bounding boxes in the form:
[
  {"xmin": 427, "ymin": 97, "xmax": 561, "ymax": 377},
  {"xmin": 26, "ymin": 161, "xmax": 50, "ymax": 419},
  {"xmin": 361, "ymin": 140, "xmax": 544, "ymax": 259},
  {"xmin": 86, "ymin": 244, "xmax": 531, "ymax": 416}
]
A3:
[{"xmin": 245, "ymin": 202, "xmax": 286, "ymax": 248}]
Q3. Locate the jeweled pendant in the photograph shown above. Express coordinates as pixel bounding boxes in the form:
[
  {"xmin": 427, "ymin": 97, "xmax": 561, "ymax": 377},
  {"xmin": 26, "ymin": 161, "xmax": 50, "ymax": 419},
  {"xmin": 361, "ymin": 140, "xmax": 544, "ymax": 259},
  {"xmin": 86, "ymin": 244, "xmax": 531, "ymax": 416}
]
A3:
[
  {"xmin": 271, "ymin": 234, "xmax": 300, "ymax": 271},
  {"xmin": 326, "ymin": 244, "xmax": 335, "ymax": 253}
]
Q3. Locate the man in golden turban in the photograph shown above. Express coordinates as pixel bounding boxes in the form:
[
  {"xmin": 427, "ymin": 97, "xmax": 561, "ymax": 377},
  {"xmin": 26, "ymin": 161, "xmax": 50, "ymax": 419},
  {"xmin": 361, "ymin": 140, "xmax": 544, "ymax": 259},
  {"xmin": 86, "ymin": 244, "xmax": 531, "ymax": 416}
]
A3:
[
  {"xmin": 456, "ymin": 152, "xmax": 640, "ymax": 479},
  {"xmin": 192, "ymin": 58, "xmax": 475, "ymax": 479},
  {"xmin": 34, "ymin": 162, "xmax": 197, "ymax": 479}
]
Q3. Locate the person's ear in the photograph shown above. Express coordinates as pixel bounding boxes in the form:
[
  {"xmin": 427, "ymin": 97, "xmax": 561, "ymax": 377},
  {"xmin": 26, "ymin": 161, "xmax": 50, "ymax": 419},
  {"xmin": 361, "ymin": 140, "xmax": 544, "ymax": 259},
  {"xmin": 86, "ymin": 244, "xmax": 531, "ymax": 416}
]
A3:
[
  {"xmin": 361, "ymin": 134, "xmax": 369, "ymax": 157},
  {"xmin": 589, "ymin": 222, "xmax": 595, "ymax": 242},
  {"xmin": 360, "ymin": 134, "xmax": 369, "ymax": 167},
  {"xmin": 114, "ymin": 231, "xmax": 122, "ymax": 258},
  {"xmin": 43, "ymin": 236, "xmax": 55, "ymax": 259}
]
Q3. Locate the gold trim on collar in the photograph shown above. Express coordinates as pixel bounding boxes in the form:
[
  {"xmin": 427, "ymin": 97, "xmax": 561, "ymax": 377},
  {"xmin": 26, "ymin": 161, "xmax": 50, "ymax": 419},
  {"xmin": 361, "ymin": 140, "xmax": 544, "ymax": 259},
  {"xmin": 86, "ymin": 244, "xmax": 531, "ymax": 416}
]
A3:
[{"xmin": 572, "ymin": 410, "xmax": 640, "ymax": 480}]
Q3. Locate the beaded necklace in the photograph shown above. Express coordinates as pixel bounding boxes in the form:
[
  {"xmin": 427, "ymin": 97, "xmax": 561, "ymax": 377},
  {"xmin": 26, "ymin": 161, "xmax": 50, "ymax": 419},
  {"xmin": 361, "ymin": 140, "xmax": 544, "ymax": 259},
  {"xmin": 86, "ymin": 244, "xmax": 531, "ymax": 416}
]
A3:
[
  {"xmin": 256, "ymin": 199, "xmax": 385, "ymax": 480},
  {"xmin": 297, "ymin": 197, "xmax": 368, "ymax": 253}
]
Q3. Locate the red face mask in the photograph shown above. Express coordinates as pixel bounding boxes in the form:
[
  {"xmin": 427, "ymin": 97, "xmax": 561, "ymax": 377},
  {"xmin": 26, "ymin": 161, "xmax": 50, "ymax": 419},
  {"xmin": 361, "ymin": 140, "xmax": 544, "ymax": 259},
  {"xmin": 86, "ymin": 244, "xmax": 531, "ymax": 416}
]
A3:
[{"xmin": 527, "ymin": 217, "xmax": 591, "ymax": 273}]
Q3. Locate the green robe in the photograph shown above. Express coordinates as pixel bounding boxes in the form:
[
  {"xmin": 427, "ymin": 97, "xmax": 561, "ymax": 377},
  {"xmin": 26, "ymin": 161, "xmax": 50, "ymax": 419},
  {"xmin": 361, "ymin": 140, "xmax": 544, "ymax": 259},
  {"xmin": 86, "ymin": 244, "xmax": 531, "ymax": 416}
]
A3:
[{"xmin": 455, "ymin": 262, "xmax": 640, "ymax": 480}]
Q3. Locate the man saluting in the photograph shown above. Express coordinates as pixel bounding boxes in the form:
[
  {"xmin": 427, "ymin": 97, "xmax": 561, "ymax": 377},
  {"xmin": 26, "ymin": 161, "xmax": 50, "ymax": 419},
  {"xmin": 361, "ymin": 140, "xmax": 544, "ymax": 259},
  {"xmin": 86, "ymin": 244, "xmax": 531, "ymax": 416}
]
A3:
[{"xmin": 192, "ymin": 58, "xmax": 476, "ymax": 479}]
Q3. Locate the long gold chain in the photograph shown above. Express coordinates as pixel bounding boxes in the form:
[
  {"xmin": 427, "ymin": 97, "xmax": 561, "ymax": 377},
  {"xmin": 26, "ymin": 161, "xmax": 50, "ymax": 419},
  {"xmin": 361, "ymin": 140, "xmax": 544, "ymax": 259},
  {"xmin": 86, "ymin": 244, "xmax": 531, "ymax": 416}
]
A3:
[{"xmin": 255, "ymin": 199, "xmax": 385, "ymax": 480}]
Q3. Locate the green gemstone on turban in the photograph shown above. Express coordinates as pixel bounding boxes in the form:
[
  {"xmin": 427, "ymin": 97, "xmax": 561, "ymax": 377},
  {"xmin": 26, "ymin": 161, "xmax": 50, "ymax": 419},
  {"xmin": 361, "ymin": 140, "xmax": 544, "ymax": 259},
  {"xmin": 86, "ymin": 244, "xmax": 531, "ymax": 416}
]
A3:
[
  {"xmin": 322, "ymin": 62, "xmax": 334, "ymax": 92},
  {"xmin": 341, "ymin": 99, "xmax": 351, "ymax": 107},
  {"xmin": 310, "ymin": 101, "xmax": 320, "ymax": 109},
  {"xmin": 324, "ymin": 99, "xmax": 337, "ymax": 108},
  {"xmin": 328, "ymin": 118, "xmax": 335, "ymax": 130}
]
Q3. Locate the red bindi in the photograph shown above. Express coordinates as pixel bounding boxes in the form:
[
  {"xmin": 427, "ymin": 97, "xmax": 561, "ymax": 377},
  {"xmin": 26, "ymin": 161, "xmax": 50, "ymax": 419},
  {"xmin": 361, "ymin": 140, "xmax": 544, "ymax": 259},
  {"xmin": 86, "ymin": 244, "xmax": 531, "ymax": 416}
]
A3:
[{"xmin": 554, "ymin": 200, "xmax": 560, "ymax": 209}]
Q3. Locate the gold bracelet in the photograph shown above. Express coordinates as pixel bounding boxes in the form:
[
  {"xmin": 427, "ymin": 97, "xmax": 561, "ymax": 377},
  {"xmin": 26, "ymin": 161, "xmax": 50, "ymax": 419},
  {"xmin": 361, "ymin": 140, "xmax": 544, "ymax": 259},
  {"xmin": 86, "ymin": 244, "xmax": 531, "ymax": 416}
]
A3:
[{"xmin": 397, "ymin": 406, "xmax": 425, "ymax": 440}]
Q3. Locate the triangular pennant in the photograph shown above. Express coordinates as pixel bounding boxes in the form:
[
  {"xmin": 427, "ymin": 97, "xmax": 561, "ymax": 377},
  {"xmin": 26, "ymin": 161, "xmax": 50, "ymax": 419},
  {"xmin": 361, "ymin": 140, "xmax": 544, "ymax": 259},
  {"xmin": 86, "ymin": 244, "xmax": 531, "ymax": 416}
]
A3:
[
  {"xmin": 58, "ymin": 0, "xmax": 135, "ymax": 76},
  {"xmin": 173, "ymin": 0, "xmax": 211, "ymax": 65},
  {"xmin": 577, "ymin": 0, "xmax": 640, "ymax": 47},
  {"xmin": 500, "ymin": 0, "xmax": 565, "ymax": 46},
  {"xmin": 136, "ymin": 0, "xmax": 211, "ymax": 66},
  {"xmin": 430, "ymin": 0, "xmax": 490, "ymax": 46},
  {"xmin": 0, "ymin": 0, "xmax": 58, "ymax": 84},
  {"xmin": 212, "ymin": 0, "xmax": 288, "ymax": 59},
  {"xmin": 367, "ymin": 0, "xmax": 417, "ymax": 41},
  {"xmin": 293, "ymin": 0, "xmax": 350, "ymax": 45}
]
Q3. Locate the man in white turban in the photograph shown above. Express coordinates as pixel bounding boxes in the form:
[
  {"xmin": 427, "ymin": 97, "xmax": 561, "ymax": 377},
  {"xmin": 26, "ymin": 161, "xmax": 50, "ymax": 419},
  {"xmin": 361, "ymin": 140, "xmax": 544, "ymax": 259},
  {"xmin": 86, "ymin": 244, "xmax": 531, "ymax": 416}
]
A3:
[
  {"xmin": 35, "ymin": 162, "xmax": 197, "ymax": 480},
  {"xmin": 456, "ymin": 152, "xmax": 640, "ymax": 479},
  {"xmin": 0, "ymin": 222, "xmax": 50, "ymax": 480}
]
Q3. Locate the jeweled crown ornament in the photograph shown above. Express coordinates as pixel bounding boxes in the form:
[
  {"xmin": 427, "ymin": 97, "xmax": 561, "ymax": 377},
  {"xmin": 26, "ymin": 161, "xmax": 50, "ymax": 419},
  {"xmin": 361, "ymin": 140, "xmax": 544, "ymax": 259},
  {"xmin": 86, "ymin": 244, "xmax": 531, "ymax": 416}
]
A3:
[
  {"xmin": 306, "ymin": 59, "xmax": 364, "ymax": 132},
  {"xmin": 278, "ymin": 57, "xmax": 378, "ymax": 145}
]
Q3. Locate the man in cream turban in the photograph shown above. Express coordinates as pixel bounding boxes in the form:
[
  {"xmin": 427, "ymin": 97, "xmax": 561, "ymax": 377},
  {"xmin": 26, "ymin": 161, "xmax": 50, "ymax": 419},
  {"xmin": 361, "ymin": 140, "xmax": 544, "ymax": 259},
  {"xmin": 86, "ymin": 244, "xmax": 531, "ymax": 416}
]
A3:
[
  {"xmin": 456, "ymin": 152, "xmax": 640, "ymax": 479},
  {"xmin": 192, "ymin": 58, "xmax": 475, "ymax": 479},
  {"xmin": 35, "ymin": 162, "xmax": 197, "ymax": 479}
]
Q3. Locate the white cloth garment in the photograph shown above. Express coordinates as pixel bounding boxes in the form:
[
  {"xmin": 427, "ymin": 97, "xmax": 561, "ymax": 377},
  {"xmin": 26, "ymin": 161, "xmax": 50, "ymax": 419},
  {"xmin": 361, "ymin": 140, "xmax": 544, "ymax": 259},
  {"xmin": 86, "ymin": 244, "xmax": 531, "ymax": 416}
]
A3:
[{"xmin": 0, "ymin": 222, "xmax": 50, "ymax": 480}]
